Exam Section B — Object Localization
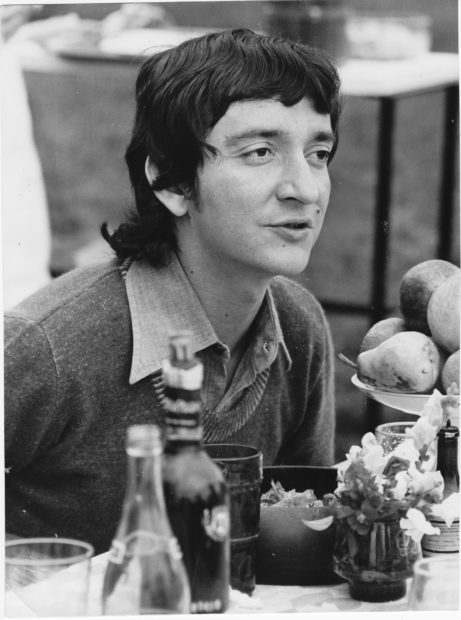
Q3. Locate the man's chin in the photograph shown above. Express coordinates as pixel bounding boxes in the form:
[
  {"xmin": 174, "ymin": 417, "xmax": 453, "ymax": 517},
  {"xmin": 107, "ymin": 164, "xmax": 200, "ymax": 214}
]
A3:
[{"xmin": 265, "ymin": 252, "xmax": 312, "ymax": 279}]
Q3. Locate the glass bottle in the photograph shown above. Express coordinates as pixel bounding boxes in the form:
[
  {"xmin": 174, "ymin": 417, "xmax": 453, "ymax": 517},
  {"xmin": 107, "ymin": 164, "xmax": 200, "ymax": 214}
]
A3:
[
  {"xmin": 102, "ymin": 424, "xmax": 190, "ymax": 615},
  {"xmin": 162, "ymin": 332, "xmax": 230, "ymax": 614},
  {"xmin": 422, "ymin": 420, "xmax": 459, "ymax": 556}
]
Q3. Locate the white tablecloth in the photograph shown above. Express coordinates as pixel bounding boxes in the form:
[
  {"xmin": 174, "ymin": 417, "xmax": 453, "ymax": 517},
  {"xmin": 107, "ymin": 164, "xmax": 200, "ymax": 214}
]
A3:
[{"xmin": 5, "ymin": 551, "xmax": 410, "ymax": 617}]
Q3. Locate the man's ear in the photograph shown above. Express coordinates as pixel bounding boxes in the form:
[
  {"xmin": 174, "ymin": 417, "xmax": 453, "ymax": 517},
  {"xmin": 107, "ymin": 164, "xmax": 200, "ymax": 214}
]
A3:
[{"xmin": 145, "ymin": 156, "xmax": 189, "ymax": 217}]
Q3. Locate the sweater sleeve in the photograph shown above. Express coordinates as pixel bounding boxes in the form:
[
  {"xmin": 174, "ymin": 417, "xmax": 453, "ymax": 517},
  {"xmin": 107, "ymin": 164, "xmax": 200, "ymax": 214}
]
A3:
[
  {"xmin": 4, "ymin": 315, "xmax": 67, "ymax": 473},
  {"xmin": 275, "ymin": 303, "xmax": 336, "ymax": 467}
]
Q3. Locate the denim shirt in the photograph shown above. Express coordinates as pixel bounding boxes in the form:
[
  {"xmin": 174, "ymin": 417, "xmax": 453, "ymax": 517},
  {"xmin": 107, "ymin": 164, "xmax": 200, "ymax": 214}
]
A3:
[{"xmin": 124, "ymin": 255, "xmax": 292, "ymax": 439}]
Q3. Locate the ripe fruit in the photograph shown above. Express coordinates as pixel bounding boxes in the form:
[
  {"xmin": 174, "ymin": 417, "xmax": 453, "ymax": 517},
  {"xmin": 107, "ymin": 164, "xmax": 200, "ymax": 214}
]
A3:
[
  {"xmin": 357, "ymin": 331, "xmax": 442, "ymax": 393},
  {"xmin": 399, "ymin": 260, "xmax": 459, "ymax": 334},
  {"xmin": 441, "ymin": 350, "xmax": 460, "ymax": 392},
  {"xmin": 427, "ymin": 273, "xmax": 460, "ymax": 353},
  {"xmin": 359, "ymin": 317, "xmax": 406, "ymax": 353}
]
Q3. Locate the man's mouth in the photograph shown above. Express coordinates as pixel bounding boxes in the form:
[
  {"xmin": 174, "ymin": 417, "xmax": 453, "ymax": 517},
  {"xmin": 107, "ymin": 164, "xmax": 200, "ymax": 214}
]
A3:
[
  {"xmin": 271, "ymin": 219, "xmax": 314, "ymax": 230},
  {"xmin": 280, "ymin": 222, "xmax": 311, "ymax": 230}
]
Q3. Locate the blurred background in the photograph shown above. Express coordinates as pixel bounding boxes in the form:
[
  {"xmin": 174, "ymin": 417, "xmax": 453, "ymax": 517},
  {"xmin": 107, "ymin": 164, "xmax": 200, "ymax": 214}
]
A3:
[{"xmin": 1, "ymin": 0, "xmax": 459, "ymax": 461}]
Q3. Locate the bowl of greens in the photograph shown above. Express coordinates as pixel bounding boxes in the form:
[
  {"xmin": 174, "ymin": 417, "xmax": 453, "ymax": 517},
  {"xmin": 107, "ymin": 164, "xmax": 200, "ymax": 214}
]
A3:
[{"xmin": 255, "ymin": 465, "xmax": 343, "ymax": 586}]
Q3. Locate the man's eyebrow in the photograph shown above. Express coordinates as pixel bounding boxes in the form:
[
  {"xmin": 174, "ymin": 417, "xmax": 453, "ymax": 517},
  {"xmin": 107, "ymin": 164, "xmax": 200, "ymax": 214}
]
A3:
[
  {"xmin": 223, "ymin": 129, "xmax": 282, "ymax": 148},
  {"xmin": 312, "ymin": 130, "xmax": 336, "ymax": 145},
  {"xmin": 223, "ymin": 128, "xmax": 336, "ymax": 148}
]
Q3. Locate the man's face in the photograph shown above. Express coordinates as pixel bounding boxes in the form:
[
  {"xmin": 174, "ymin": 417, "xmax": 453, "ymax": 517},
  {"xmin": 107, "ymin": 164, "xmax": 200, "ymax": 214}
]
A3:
[{"xmin": 179, "ymin": 97, "xmax": 334, "ymax": 281}]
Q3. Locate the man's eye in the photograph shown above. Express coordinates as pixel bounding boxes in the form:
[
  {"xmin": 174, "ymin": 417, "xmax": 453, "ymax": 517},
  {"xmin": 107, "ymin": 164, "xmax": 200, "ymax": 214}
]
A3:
[
  {"xmin": 306, "ymin": 149, "xmax": 331, "ymax": 165},
  {"xmin": 243, "ymin": 147, "xmax": 274, "ymax": 161}
]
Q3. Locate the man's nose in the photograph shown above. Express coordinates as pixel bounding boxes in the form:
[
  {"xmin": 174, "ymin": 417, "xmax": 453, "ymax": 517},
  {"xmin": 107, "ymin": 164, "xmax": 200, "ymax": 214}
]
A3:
[{"xmin": 276, "ymin": 156, "xmax": 321, "ymax": 205}]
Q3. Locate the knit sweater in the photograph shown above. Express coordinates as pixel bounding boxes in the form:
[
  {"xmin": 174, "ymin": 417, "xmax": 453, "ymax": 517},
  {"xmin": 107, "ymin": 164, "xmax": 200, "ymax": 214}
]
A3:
[{"xmin": 4, "ymin": 261, "xmax": 335, "ymax": 554}]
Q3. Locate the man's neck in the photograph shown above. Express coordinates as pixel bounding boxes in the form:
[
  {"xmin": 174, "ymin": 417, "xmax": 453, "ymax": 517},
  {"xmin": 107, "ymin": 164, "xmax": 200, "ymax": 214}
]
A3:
[{"xmin": 177, "ymin": 252, "xmax": 270, "ymax": 355}]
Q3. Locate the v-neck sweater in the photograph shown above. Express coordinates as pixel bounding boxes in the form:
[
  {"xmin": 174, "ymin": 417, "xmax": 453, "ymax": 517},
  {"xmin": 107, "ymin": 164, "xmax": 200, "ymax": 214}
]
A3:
[{"xmin": 4, "ymin": 261, "xmax": 335, "ymax": 554}]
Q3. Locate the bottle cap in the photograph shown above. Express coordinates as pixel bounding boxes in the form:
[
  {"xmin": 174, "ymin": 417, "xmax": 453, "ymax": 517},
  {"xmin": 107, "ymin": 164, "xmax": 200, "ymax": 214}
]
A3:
[
  {"xmin": 163, "ymin": 331, "xmax": 203, "ymax": 390},
  {"xmin": 169, "ymin": 331, "xmax": 194, "ymax": 363},
  {"xmin": 437, "ymin": 420, "xmax": 460, "ymax": 440}
]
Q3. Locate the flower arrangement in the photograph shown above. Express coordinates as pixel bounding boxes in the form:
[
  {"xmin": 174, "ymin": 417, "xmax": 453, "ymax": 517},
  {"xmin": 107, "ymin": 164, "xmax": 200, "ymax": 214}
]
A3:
[
  {"xmin": 305, "ymin": 387, "xmax": 459, "ymax": 540},
  {"xmin": 303, "ymin": 387, "xmax": 459, "ymax": 602}
]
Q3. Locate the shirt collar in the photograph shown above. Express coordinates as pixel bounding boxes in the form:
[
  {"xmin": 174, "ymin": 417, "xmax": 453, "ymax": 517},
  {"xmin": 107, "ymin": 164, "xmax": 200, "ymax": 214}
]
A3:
[{"xmin": 125, "ymin": 255, "xmax": 292, "ymax": 384}]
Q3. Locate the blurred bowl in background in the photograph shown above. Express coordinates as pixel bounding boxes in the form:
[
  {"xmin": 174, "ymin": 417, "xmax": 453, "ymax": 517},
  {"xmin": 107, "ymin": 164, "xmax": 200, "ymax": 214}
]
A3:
[
  {"xmin": 351, "ymin": 374, "xmax": 430, "ymax": 414},
  {"xmin": 346, "ymin": 11, "xmax": 432, "ymax": 60},
  {"xmin": 255, "ymin": 466, "xmax": 343, "ymax": 586}
]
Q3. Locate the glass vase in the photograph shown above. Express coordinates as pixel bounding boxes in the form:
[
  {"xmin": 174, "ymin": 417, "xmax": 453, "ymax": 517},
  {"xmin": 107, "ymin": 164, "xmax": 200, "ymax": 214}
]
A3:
[{"xmin": 333, "ymin": 518, "xmax": 422, "ymax": 602}]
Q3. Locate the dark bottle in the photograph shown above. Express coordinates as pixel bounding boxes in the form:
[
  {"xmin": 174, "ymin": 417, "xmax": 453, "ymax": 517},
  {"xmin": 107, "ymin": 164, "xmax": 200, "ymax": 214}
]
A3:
[
  {"xmin": 162, "ymin": 332, "xmax": 230, "ymax": 614},
  {"xmin": 102, "ymin": 424, "xmax": 190, "ymax": 615},
  {"xmin": 422, "ymin": 420, "xmax": 459, "ymax": 557}
]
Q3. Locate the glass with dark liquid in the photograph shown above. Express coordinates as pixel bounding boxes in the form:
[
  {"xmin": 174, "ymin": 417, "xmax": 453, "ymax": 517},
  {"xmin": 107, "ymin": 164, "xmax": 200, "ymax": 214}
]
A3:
[{"xmin": 205, "ymin": 443, "xmax": 263, "ymax": 595}]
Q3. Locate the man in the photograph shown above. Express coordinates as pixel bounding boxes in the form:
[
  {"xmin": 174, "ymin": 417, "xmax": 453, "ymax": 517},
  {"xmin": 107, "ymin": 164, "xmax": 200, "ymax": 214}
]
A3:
[{"xmin": 4, "ymin": 29, "xmax": 341, "ymax": 554}]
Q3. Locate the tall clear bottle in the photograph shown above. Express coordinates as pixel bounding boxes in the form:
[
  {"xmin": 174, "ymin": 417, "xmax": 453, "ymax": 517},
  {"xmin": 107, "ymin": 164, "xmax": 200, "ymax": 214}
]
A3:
[
  {"xmin": 422, "ymin": 420, "xmax": 460, "ymax": 556},
  {"xmin": 102, "ymin": 424, "xmax": 190, "ymax": 615},
  {"xmin": 162, "ymin": 332, "xmax": 230, "ymax": 614}
]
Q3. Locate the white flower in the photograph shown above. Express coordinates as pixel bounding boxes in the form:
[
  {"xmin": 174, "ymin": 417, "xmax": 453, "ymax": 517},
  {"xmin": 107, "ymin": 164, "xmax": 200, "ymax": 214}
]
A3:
[
  {"xmin": 420, "ymin": 389, "xmax": 444, "ymax": 428},
  {"xmin": 430, "ymin": 492, "xmax": 460, "ymax": 527},
  {"xmin": 336, "ymin": 460, "xmax": 349, "ymax": 481},
  {"xmin": 346, "ymin": 445, "xmax": 362, "ymax": 461},
  {"xmin": 392, "ymin": 438, "xmax": 420, "ymax": 463},
  {"xmin": 362, "ymin": 432, "xmax": 378, "ymax": 449},
  {"xmin": 392, "ymin": 471, "xmax": 410, "ymax": 499},
  {"xmin": 400, "ymin": 508, "xmax": 440, "ymax": 542},
  {"xmin": 363, "ymin": 446, "xmax": 387, "ymax": 475},
  {"xmin": 359, "ymin": 433, "xmax": 388, "ymax": 474},
  {"xmin": 407, "ymin": 417, "xmax": 438, "ymax": 452},
  {"xmin": 407, "ymin": 466, "xmax": 444, "ymax": 501}
]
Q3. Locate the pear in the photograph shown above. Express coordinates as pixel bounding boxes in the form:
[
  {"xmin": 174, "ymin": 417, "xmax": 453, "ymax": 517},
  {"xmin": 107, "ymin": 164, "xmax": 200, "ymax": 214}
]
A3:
[
  {"xmin": 427, "ymin": 273, "xmax": 460, "ymax": 353},
  {"xmin": 441, "ymin": 350, "xmax": 460, "ymax": 392},
  {"xmin": 357, "ymin": 331, "xmax": 442, "ymax": 393},
  {"xmin": 360, "ymin": 317, "xmax": 406, "ymax": 353},
  {"xmin": 399, "ymin": 260, "xmax": 459, "ymax": 334}
]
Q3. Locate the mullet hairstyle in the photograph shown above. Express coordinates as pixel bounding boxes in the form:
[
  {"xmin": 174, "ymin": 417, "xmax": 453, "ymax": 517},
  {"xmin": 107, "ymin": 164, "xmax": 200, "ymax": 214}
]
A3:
[{"xmin": 102, "ymin": 28, "xmax": 342, "ymax": 266}]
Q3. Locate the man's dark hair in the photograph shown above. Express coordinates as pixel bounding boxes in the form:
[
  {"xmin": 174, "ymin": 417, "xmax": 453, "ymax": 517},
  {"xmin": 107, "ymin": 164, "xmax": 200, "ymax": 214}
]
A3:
[{"xmin": 102, "ymin": 28, "xmax": 342, "ymax": 265}]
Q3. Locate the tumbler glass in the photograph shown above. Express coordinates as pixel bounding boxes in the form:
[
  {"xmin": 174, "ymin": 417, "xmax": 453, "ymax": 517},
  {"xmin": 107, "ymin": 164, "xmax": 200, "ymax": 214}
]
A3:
[
  {"xmin": 205, "ymin": 443, "xmax": 263, "ymax": 595},
  {"xmin": 408, "ymin": 556, "xmax": 459, "ymax": 610},
  {"xmin": 5, "ymin": 537, "xmax": 94, "ymax": 617},
  {"xmin": 375, "ymin": 421, "xmax": 416, "ymax": 454}
]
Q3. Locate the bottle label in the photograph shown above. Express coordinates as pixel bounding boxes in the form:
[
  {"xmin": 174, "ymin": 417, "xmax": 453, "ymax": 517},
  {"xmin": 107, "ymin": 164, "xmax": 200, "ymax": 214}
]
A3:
[
  {"xmin": 165, "ymin": 426, "xmax": 203, "ymax": 441},
  {"xmin": 202, "ymin": 505, "xmax": 230, "ymax": 542},
  {"xmin": 108, "ymin": 531, "xmax": 182, "ymax": 563},
  {"xmin": 164, "ymin": 398, "xmax": 201, "ymax": 416},
  {"xmin": 163, "ymin": 360, "xmax": 203, "ymax": 390},
  {"xmin": 190, "ymin": 599, "xmax": 223, "ymax": 613},
  {"xmin": 422, "ymin": 518, "xmax": 460, "ymax": 555}
]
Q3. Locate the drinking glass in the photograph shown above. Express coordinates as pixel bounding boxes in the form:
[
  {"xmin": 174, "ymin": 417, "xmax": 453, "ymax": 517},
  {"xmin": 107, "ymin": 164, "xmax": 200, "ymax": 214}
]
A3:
[
  {"xmin": 205, "ymin": 443, "xmax": 262, "ymax": 595},
  {"xmin": 408, "ymin": 556, "xmax": 460, "ymax": 610},
  {"xmin": 5, "ymin": 537, "xmax": 94, "ymax": 617},
  {"xmin": 375, "ymin": 421, "xmax": 416, "ymax": 454}
]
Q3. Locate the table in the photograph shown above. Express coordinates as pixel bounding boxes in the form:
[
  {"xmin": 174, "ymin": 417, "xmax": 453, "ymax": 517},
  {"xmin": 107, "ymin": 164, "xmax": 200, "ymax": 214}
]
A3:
[
  {"xmin": 334, "ymin": 53, "xmax": 459, "ymax": 325},
  {"xmin": 5, "ymin": 551, "xmax": 410, "ymax": 616}
]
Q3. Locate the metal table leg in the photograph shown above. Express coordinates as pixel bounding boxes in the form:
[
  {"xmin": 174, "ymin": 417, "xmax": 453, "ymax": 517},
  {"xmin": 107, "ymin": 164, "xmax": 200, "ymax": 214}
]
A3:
[
  {"xmin": 370, "ymin": 97, "xmax": 396, "ymax": 327},
  {"xmin": 437, "ymin": 84, "xmax": 459, "ymax": 262}
]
